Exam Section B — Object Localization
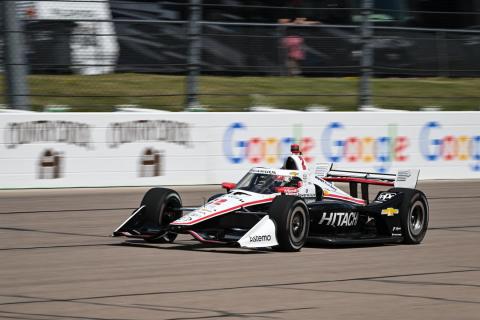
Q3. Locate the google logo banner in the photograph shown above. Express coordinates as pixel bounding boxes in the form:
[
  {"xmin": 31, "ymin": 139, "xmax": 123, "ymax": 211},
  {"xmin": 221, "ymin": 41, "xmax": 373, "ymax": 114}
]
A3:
[
  {"xmin": 321, "ymin": 122, "xmax": 408, "ymax": 172},
  {"xmin": 223, "ymin": 120, "xmax": 480, "ymax": 174},
  {"xmin": 223, "ymin": 122, "xmax": 311, "ymax": 165},
  {"xmin": 420, "ymin": 121, "xmax": 480, "ymax": 172}
]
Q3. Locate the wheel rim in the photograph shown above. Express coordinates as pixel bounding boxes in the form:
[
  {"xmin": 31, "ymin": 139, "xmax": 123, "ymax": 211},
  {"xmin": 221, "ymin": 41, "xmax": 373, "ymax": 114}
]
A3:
[
  {"xmin": 159, "ymin": 195, "xmax": 181, "ymax": 242},
  {"xmin": 160, "ymin": 195, "xmax": 181, "ymax": 225},
  {"xmin": 409, "ymin": 201, "xmax": 425, "ymax": 236},
  {"xmin": 289, "ymin": 206, "xmax": 307, "ymax": 243}
]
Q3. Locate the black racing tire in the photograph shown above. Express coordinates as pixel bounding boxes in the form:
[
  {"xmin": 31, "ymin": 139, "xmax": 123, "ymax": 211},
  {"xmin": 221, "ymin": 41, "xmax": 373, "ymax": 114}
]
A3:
[
  {"xmin": 388, "ymin": 188, "xmax": 429, "ymax": 244},
  {"xmin": 141, "ymin": 188, "xmax": 182, "ymax": 243},
  {"xmin": 269, "ymin": 196, "xmax": 310, "ymax": 252}
]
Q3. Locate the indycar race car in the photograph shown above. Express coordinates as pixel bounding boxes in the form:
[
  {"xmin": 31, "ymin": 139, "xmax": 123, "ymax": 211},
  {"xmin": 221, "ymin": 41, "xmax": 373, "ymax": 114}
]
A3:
[{"xmin": 113, "ymin": 144, "xmax": 429, "ymax": 251}]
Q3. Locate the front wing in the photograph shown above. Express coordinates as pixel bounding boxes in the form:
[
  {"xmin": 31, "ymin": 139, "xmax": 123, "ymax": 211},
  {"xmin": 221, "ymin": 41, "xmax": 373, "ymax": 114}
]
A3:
[{"xmin": 112, "ymin": 207, "xmax": 279, "ymax": 249}]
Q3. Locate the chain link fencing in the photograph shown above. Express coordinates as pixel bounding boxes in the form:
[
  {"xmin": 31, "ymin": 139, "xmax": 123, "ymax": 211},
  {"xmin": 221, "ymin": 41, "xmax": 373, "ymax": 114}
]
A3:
[{"xmin": 1, "ymin": 0, "xmax": 480, "ymax": 111}]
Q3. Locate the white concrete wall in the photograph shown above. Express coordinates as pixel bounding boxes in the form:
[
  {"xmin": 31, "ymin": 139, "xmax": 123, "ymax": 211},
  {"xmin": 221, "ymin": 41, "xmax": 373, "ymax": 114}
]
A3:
[{"xmin": 0, "ymin": 112, "xmax": 479, "ymax": 188}]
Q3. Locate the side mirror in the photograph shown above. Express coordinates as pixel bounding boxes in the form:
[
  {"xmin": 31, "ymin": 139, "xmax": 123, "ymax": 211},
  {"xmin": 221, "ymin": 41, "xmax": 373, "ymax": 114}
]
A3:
[
  {"xmin": 275, "ymin": 186, "xmax": 298, "ymax": 195},
  {"xmin": 221, "ymin": 182, "xmax": 236, "ymax": 192},
  {"xmin": 276, "ymin": 187, "xmax": 286, "ymax": 194}
]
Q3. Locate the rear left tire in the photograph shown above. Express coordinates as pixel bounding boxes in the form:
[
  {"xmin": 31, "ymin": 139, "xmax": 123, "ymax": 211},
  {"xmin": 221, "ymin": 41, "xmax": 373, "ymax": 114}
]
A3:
[{"xmin": 388, "ymin": 188, "xmax": 429, "ymax": 244}]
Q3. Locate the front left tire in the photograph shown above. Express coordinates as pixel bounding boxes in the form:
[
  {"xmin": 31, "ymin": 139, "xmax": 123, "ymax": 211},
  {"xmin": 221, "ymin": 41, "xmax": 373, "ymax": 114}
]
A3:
[
  {"xmin": 269, "ymin": 196, "xmax": 310, "ymax": 251},
  {"xmin": 141, "ymin": 188, "xmax": 182, "ymax": 243}
]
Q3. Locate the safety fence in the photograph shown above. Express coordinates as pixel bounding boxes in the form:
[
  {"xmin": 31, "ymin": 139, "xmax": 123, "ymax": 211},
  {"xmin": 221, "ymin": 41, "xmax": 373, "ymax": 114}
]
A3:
[{"xmin": 1, "ymin": 1, "xmax": 480, "ymax": 111}]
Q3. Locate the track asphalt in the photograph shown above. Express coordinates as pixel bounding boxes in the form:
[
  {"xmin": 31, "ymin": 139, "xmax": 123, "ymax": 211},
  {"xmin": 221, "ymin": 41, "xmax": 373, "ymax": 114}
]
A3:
[{"xmin": 0, "ymin": 181, "xmax": 479, "ymax": 320}]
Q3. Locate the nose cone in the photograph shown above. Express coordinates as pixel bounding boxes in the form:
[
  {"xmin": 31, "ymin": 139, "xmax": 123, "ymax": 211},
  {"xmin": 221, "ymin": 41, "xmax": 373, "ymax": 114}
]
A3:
[{"xmin": 171, "ymin": 194, "xmax": 245, "ymax": 226}]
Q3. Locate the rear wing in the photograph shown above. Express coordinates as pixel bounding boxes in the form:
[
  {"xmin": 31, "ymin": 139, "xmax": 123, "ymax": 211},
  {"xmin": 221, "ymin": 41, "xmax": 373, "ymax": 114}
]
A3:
[{"xmin": 314, "ymin": 163, "xmax": 420, "ymax": 203}]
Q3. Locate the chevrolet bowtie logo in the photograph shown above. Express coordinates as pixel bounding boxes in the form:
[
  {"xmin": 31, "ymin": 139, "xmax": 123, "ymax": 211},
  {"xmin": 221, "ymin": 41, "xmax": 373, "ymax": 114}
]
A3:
[{"xmin": 381, "ymin": 207, "xmax": 399, "ymax": 216}]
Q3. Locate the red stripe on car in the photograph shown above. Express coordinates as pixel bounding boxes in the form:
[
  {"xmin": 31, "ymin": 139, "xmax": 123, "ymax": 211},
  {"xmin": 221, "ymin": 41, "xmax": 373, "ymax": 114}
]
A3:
[
  {"xmin": 171, "ymin": 197, "xmax": 275, "ymax": 226},
  {"xmin": 325, "ymin": 194, "xmax": 366, "ymax": 205}
]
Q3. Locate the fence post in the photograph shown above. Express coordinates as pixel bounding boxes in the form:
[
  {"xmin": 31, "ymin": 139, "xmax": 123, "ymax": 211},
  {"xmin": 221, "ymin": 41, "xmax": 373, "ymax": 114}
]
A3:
[
  {"xmin": 185, "ymin": 0, "xmax": 202, "ymax": 111},
  {"xmin": 358, "ymin": 0, "xmax": 373, "ymax": 109},
  {"xmin": 436, "ymin": 31, "xmax": 449, "ymax": 77},
  {"xmin": 2, "ymin": 0, "xmax": 30, "ymax": 110}
]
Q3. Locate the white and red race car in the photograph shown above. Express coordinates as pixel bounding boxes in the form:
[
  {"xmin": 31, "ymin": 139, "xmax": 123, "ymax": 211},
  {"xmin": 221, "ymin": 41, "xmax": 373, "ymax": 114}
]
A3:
[{"xmin": 113, "ymin": 144, "xmax": 429, "ymax": 251}]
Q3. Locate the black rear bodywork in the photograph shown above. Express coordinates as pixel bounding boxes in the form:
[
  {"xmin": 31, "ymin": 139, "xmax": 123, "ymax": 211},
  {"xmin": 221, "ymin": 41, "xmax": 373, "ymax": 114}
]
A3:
[{"xmin": 306, "ymin": 190, "xmax": 406, "ymax": 245}]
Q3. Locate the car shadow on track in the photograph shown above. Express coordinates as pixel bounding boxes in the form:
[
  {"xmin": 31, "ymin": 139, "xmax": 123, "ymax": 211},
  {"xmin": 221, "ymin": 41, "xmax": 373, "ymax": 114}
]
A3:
[
  {"xmin": 111, "ymin": 240, "xmax": 271, "ymax": 255},
  {"xmin": 305, "ymin": 241, "xmax": 388, "ymax": 250},
  {"xmin": 113, "ymin": 240, "xmax": 391, "ymax": 253}
]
